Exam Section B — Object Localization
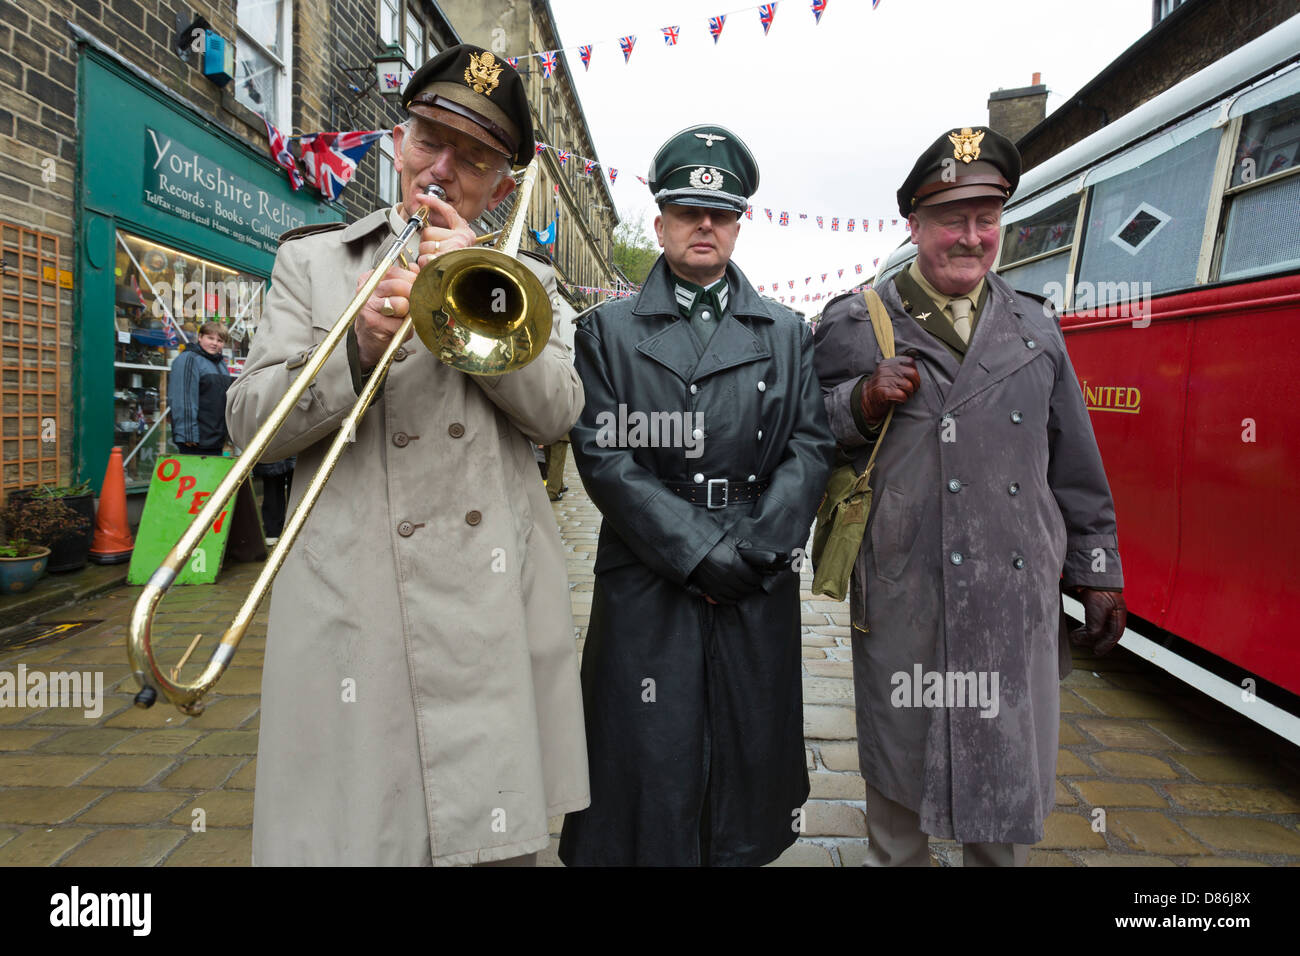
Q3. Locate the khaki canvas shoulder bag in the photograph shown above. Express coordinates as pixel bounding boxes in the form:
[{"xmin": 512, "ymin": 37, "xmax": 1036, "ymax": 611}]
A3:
[{"xmin": 810, "ymin": 288, "xmax": 896, "ymax": 602}]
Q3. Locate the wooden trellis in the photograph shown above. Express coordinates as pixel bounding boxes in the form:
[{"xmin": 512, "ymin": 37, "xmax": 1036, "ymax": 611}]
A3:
[{"xmin": 1, "ymin": 221, "xmax": 62, "ymax": 498}]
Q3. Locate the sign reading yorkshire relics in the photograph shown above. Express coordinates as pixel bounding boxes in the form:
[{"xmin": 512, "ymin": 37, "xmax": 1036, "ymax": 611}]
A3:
[{"xmin": 143, "ymin": 128, "xmax": 308, "ymax": 254}]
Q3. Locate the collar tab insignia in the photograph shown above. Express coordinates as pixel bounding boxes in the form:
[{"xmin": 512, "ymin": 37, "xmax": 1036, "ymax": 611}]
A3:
[
  {"xmin": 689, "ymin": 166, "xmax": 725, "ymax": 190},
  {"xmin": 464, "ymin": 51, "xmax": 503, "ymax": 96},
  {"xmin": 948, "ymin": 127, "xmax": 984, "ymax": 163}
]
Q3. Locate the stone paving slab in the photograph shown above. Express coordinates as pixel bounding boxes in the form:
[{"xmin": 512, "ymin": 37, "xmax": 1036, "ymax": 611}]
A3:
[{"xmin": 0, "ymin": 456, "xmax": 1296, "ymax": 866}]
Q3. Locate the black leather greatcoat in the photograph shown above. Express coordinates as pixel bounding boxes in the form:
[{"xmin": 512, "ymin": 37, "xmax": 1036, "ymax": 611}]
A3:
[{"xmin": 558, "ymin": 256, "xmax": 835, "ymax": 866}]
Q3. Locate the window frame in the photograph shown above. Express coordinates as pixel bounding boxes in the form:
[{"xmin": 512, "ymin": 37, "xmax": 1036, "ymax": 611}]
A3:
[{"xmin": 235, "ymin": 0, "xmax": 294, "ymax": 130}]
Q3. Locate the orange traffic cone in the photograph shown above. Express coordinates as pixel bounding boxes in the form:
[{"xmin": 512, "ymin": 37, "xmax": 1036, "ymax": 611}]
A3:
[{"xmin": 89, "ymin": 447, "xmax": 134, "ymax": 564}]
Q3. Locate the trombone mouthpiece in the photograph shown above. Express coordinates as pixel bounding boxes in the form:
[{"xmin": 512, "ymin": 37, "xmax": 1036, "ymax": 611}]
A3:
[{"xmin": 424, "ymin": 183, "xmax": 447, "ymax": 201}]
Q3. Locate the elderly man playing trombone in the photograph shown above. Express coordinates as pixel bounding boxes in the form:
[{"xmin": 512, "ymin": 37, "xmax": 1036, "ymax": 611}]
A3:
[{"xmin": 226, "ymin": 44, "xmax": 588, "ymax": 866}]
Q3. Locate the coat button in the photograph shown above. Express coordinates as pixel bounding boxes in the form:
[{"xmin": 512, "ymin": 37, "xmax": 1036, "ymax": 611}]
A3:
[
  {"xmin": 1013, "ymin": 556, "xmax": 1026, "ymax": 570},
  {"xmin": 947, "ymin": 479, "xmax": 961, "ymax": 493},
  {"xmin": 465, "ymin": 510, "xmax": 481, "ymax": 526},
  {"xmin": 397, "ymin": 521, "xmax": 414, "ymax": 537},
  {"xmin": 692, "ymin": 428, "xmax": 704, "ymax": 440},
  {"xmin": 1025, "ymin": 339, "xmax": 1037, "ymax": 350},
  {"xmin": 748, "ymin": 474, "xmax": 756, "ymax": 481},
  {"xmin": 393, "ymin": 347, "xmax": 409, "ymax": 362},
  {"xmin": 1008, "ymin": 482, "xmax": 1020, "ymax": 496},
  {"xmin": 694, "ymin": 473, "xmax": 705, "ymax": 483},
  {"xmin": 700, "ymin": 309, "xmax": 712, "ymax": 321},
  {"xmin": 756, "ymin": 429, "xmax": 763, "ymax": 440},
  {"xmin": 950, "ymin": 551, "xmax": 964, "ymax": 566},
  {"xmin": 392, "ymin": 432, "xmax": 410, "ymax": 447},
  {"xmin": 757, "ymin": 381, "xmax": 766, "ymax": 392},
  {"xmin": 690, "ymin": 384, "xmax": 698, "ymax": 395},
  {"xmin": 1010, "ymin": 410, "xmax": 1024, "ymax": 424},
  {"xmin": 448, "ymin": 422, "xmax": 465, "ymax": 438}
]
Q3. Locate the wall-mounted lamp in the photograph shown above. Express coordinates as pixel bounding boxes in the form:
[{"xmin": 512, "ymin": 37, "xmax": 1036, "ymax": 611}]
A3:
[{"xmin": 373, "ymin": 45, "xmax": 413, "ymax": 99}]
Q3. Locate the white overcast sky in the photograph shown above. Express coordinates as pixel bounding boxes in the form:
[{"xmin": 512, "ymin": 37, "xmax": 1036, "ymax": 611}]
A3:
[{"xmin": 546, "ymin": 0, "xmax": 1152, "ymax": 304}]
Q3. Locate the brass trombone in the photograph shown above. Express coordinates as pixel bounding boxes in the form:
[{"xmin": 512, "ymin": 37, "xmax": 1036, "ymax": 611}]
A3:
[{"xmin": 128, "ymin": 160, "xmax": 551, "ymax": 715}]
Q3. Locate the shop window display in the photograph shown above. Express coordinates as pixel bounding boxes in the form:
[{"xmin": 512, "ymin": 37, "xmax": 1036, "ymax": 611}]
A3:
[{"xmin": 112, "ymin": 231, "xmax": 265, "ymax": 486}]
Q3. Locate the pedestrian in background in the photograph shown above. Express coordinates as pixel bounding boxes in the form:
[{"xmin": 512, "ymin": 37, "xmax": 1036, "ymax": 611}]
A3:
[{"xmin": 168, "ymin": 320, "xmax": 231, "ymax": 455}]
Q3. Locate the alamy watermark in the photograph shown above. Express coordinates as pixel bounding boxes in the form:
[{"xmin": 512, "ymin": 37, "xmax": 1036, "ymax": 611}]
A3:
[
  {"xmin": 1042, "ymin": 280, "xmax": 1154, "ymax": 328},
  {"xmin": 594, "ymin": 404, "xmax": 705, "ymax": 459},
  {"xmin": 0, "ymin": 665, "xmax": 104, "ymax": 719},
  {"xmin": 890, "ymin": 665, "xmax": 1000, "ymax": 719}
]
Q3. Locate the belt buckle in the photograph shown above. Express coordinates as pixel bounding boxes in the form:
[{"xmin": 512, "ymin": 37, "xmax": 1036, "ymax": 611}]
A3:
[{"xmin": 706, "ymin": 477, "xmax": 728, "ymax": 510}]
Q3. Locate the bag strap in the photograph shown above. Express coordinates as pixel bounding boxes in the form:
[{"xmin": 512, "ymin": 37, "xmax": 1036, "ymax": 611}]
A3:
[{"xmin": 857, "ymin": 288, "xmax": 896, "ymax": 480}]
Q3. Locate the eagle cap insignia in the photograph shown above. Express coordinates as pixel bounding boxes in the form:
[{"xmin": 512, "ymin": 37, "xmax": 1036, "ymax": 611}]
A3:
[
  {"xmin": 464, "ymin": 51, "xmax": 503, "ymax": 96},
  {"xmin": 689, "ymin": 166, "xmax": 724, "ymax": 190},
  {"xmin": 948, "ymin": 127, "xmax": 984, "ymax": 163}
]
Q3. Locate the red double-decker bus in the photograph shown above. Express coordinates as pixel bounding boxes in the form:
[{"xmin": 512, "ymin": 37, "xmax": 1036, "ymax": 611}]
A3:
[{"xmin": 876, "ymin": 14, "xmax": 1300, "ymax": 740}]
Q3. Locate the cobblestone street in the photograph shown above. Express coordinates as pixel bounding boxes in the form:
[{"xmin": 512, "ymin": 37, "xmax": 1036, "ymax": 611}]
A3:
[{"xmin": 1, "ymin": 457, "xmax": 1299, "ymax": 866}]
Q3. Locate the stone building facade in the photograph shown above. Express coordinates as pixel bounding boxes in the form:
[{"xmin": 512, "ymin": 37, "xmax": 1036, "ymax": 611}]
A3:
[{"xmin": 0, "ymin": 0, "xmax": 614, "ymax": 498}]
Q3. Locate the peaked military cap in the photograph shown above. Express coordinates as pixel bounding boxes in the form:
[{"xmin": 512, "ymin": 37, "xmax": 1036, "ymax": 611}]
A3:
[
  {"xmin": 648, "ymin": 124, "xmax": 758, "ymax": 213},
  {"xmin": 402, "ymin": 44, "xmax": 535, "ymax": 168},
  {"xmin": 897, "ymin": 126, "xmax": 1021, "ymax": 217}
]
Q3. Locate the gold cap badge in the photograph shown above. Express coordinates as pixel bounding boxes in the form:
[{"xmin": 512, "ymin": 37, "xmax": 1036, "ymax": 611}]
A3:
[
  {"xmin": 464, "ymin": 51, "xmax": 502, "ymax": 96},
  {"xmin": 948, "ymin": 127, "xmax": 984, "ymax": 163}
]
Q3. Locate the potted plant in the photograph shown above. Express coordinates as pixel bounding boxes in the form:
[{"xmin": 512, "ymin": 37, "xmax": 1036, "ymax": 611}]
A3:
[
  {"xmin": 29, "ymin": 481, "xmax": 96, "ymax": 571},
  {"xmin": 0, "ymin": 495, "xmax": 90, "ymax": 591}
]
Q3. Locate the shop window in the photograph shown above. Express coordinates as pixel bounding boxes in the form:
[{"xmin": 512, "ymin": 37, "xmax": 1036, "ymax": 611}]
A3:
[
  {"xmin": 1075, "ymin": 127, "xmax": 1220, "ymax": 302},
  {"xmin": 236, "ymin": 0, "xmax": 293, "ymax": 129},
  {"xmin": 112, "ymin": 232, "xmax": 266, "ymax": 487},
  {"xmin": 1, "ymin": 222, "xmax": 61, "ymax": 494},
  {"xmin": 1218, "ymin": 92, "xmax": 1300, "ymax": 281}
]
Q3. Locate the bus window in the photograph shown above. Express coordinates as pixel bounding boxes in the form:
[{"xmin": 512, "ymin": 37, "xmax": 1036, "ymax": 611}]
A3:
[
  {"xmin": 1218, "ymin": 92, "xmax": 1300, "ymax": 282},
  {"xmin": 1076, "ymin": 128, "xmax": 1221, "ymax": 303},
  {"xmin": 997, "ymin": 195, "xmax": 1079, "ymax": 310}
]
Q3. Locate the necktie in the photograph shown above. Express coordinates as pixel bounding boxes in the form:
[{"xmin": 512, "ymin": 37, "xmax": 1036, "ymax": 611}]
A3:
[{"xmin": 950, "ymin": 297, "xmax": 973, "ymax": 345}]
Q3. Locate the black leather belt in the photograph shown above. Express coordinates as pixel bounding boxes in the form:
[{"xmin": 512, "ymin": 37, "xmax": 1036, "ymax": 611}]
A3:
[{"xmin": 664, "ymin": 477, "xmax": 770, "ymax": 509}]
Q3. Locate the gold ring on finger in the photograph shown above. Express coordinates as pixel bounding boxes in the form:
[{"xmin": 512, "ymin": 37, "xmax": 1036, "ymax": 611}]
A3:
[{"xmin": 380, "ymin": 296, "xmax": 396, "ymax": 317}]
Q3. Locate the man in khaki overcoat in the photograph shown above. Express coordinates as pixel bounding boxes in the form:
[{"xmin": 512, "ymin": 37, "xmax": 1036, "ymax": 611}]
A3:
[{"xmin": 226, "ymin": 45, "xmax": 588, "ymax": 865}]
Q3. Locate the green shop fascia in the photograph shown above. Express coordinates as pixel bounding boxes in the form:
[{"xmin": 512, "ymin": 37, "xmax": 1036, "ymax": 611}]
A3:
[{"xmin": 76, "ymin": 48, "xmax": 341, "ymax": 494}]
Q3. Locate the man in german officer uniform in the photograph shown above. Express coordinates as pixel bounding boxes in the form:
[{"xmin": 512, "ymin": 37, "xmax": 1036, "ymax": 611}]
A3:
[
  {"xmin": 558, "ymin": 126, "xmax": 834, "ymax": 866},
  {"xmin": 814, "ymin": 127, "xmax": 1127, "ymax": 866},
  {"xmin": 227, "ymin": 45, "xmax": 588, "ymax": 866}
]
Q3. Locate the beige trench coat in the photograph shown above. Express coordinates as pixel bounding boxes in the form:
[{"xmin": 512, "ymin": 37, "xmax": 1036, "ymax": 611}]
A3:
[{"xmin": 226, "ymin": 208, "xmax": 589, "ymax": 865}]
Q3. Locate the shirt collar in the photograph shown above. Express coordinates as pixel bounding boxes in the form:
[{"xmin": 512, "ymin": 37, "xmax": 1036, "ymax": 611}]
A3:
[
  {"xmin": 672, "ymin": 275, "xmax": 729, "ymax": 318},
  {"xmin": 908, "ymin": 259, "xmax": 985, "ymax": 313}
]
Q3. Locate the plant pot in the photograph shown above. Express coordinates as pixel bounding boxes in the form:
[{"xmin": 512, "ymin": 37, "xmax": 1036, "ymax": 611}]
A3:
[
  {"xmin": 45, "ymin": 492, "xmax": 96, "ymax": 573},
  {"xmin": 0, "ymin": 546, "xmax": 51, "ymax": 594}
]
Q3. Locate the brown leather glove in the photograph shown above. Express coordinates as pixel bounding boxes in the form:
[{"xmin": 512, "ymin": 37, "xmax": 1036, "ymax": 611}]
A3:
[
  {"xmin": 860, "ymin": 357, "xmax": 921, "ymax": 426},
  {"xmin": 1070, "ymin": 589, "xmax": 1127, "ymax": 656}
]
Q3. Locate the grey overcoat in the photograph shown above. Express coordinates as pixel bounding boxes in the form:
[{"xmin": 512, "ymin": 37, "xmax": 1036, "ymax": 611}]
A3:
[
  {"xmin": 226, "ymin": 208, "xmax": 589, "ymax": 865},
  {"xmin": 813, "ymin": 271, "xmax": 1123, "ymax": 844}
]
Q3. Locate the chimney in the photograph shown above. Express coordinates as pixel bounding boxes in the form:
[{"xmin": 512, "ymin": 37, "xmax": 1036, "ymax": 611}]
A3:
[{"xmin": 988, "ymin": 74, "xmax": 1048, "ymax": 143}]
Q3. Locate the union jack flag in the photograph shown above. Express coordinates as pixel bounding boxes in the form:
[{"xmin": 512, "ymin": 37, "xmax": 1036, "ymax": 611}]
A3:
[
  {"xmin": 298, "ymin": 130, "xmax": 384, "ymax": 202},
  {"xmin": 540, "ymin": 51, "xmax": 558, "ymax": 78},
  {"xmin": 821, "ymin": 273, "xmax": 827, "ymax": 283},
  {"xmin": 709, "ymin": 15, "xmax": 726, "ymax": 44},
  {"xmin": 609, "ymin": 168, "xmax": 618, "ymax": 185},
  {"xmin": 873, "ymin": 257, "xmax": 879, "ymax": 266},
  {"xmin": 779, "ymin": 211, "xmax": 789, "ymax": 226},
  {"xmin": 758, "ymin": 285, "xmax": 765, "ymax": 293},
  {"xmin": 579, "ymin": 45, "xmax": 592, "ymax": 70},
  {"xmin": 759, "ymin": 3, "xmax": 777, "ymax": 35},
  {"xmin": 798, "ymin": 212, "xmax": 807, "ymax": 219},
  {"xmin": 261, "ymin": 115, "xmax": 303, "ymax": 191},
  {"xmin": 804, "ymin": 277, "xmax": 810, "ymax": 285},
  {"xmin": 873, "ymin": 0, "xmax": 881, "ymax": 7},
  {"xmin": 878, "ymin": 219, "xmax": 884, "ymax": 231},
  {"xmin": 620, "ymin": 35, "xmax": 636, "ymax": 62},
  {"xmin": 831, "ymin": 217, "xmax": 839, "ymax": 231},
  {"xmin": 891, "ymin": 219, "xmax": 898, "ymax": 226},
  {"xmin": 557, "ymin": 149, "xmax": 570, "ymax": 166},
  {"xmin": 662, "ymin": 25, "xmax": 680, "ymax": 45},
  {"xmin": 811, "ymin": 0, "xmax": 827, "ymax": 24},
  {"xmin": 636, "ymin": 175, "xmax": 648, "ymax": 184},
  {"xmin": 536, "ymin": 141, "xmax": 547, "ymax": 155},
  {"xmin": 1050, "ymin": 223, "xmax": 1066, "ymax": 242},
  {"xmin": 855, "ymin": 263, "xmax": 863, "ymax": 274},
  {"xmin": 847, "ymin": 219, "xmax": 855, "ymax": 232},
  {"xmin": 583, "ymin": 159, "xmax": 597, "ymax": 175},
  {"xmin": 745, "ymin": 205, "xmax": 753, "ymax": 220},
  {"xmin": 837, "ymin": 268, "xmax": 843, "ymax": 277},
  {"xmin": 765, "ymin": 208, "xmax": 773, "ymax": 221},
  {"xmin": 788, "ymin": 280, "xmax": 794, "ymax": 289},
  {"xmin": 1018, "ymin": 225, "xmax": 1034, "ymax": 243},
  {"xmin": 816, "ymin": 216, "xmax": 823, "ymax": 229},
  {"xmin": 506, "ymin": 57, "xmax": 519, "ymax": 69}
]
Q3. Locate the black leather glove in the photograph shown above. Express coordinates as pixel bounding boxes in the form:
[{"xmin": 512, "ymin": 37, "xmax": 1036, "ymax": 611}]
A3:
[
  {"xmin": 690, "ymin": 537, "xmax": 764, "ymax": 604},
  {"xmin": 736, "ymin": 543, "xmax": 793, "ymax": 572},
  {"xmin": 1069, "ymin": 589, "xmax": 1127, "ymax": 656}
]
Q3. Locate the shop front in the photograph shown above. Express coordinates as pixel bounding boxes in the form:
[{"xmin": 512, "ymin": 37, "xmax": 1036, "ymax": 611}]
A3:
[{"xmin": 75, "ymin": 49, "xmax": 341, "ymax": 495}]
